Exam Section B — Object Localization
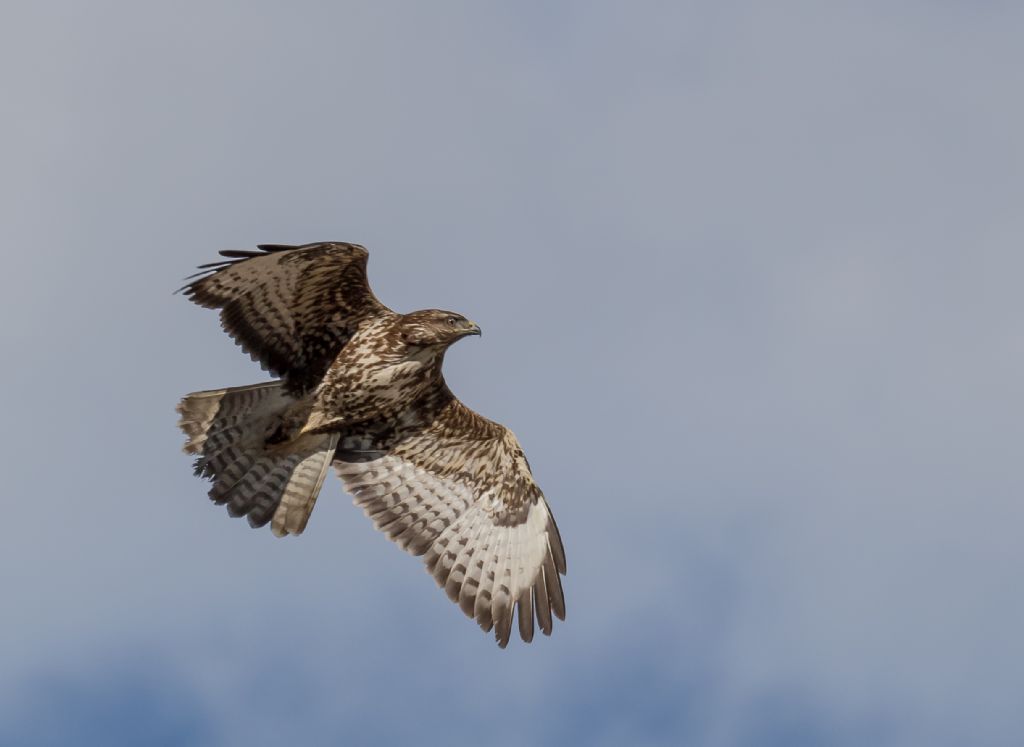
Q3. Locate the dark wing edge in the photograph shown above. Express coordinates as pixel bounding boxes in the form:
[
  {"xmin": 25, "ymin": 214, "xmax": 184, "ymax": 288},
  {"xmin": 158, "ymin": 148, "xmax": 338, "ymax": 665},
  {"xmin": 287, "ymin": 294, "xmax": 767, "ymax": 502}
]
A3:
[
  {"xmin": 333, "ymin": 403, "xmax": 566, "ymax": 648},
  {"xmin": 178, "ymin": 242, "xmax": 393, "ymax": 393}
]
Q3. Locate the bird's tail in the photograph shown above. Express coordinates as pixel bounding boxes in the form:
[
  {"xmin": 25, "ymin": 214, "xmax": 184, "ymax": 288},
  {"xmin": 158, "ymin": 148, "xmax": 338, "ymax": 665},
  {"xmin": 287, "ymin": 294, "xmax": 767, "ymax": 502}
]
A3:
[{"xmin": 176, "ymin": 382, "xmax": 339, "ymax": 536}]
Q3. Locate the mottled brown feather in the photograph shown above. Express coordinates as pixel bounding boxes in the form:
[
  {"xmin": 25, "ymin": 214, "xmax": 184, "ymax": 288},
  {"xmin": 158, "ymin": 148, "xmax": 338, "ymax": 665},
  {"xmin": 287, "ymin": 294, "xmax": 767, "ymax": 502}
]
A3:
[
  {"xmin": 179, "ymin": 242, "xmax": 394, "ymax": 394},
  {"xmin": 334, "ymin": 398, "xmax": 566, "ymax": 647}
]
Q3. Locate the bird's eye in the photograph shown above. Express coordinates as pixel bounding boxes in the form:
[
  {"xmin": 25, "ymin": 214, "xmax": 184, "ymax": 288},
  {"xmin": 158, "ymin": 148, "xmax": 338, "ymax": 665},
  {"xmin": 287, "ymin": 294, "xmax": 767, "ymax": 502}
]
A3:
[{"xmin": 447, "ymin": 316, "xmax": 457, "ymax": 326}]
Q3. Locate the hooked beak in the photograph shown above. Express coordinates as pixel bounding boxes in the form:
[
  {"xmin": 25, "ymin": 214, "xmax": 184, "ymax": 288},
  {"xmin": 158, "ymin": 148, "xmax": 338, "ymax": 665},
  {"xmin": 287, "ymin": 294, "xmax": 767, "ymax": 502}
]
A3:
[{"xmin": 465, "ymin": 321, "xmax": 482, "ymax": 337}]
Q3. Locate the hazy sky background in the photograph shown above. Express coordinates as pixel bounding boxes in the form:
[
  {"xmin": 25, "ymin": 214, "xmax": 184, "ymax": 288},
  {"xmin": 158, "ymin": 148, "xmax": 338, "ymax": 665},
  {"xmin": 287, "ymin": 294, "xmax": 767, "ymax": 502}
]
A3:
[{"xmin": 1, "ymin": 2, "xmax": 1022, "ymax": 745}]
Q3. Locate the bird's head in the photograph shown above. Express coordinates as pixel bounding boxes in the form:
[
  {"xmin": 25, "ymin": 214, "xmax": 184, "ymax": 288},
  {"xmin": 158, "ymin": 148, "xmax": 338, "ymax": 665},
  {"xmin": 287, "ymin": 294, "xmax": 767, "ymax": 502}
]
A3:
[{"xmin": 399, "ymin": 309, "xmax": 482, "ymax": 348}]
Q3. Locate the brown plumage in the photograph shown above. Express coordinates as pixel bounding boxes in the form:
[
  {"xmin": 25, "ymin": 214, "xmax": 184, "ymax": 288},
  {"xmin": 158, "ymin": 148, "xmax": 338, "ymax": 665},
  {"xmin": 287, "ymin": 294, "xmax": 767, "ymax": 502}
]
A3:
[{"xmin": 176, "ymin": 242, "xmax": 565, "ymax": 647}]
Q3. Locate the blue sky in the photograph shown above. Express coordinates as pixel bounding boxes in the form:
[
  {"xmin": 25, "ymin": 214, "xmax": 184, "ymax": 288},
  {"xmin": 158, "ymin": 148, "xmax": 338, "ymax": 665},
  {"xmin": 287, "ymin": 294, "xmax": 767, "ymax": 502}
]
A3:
[{"xmin": 1, "ymin": 2, "xmax": 1022, "ymax": 745}]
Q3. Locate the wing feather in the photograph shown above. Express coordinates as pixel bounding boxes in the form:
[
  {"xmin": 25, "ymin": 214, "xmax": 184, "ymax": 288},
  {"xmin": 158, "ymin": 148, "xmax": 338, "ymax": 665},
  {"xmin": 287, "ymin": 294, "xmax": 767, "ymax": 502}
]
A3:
[
  {"xmin": 334, "ymin": 400, "xmax": 566, "ymax": 647},
  {"xmin": 180, "ymin": 242, "xmax": 394, "ymax": 393}
]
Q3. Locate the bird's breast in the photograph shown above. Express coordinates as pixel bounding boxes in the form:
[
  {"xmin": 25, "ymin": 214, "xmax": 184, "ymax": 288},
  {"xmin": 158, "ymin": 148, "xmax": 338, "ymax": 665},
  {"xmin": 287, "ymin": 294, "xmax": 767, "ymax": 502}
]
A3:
[{"xmin": 313, "ymin": 355, "xmax": 441, "ymax": 427}]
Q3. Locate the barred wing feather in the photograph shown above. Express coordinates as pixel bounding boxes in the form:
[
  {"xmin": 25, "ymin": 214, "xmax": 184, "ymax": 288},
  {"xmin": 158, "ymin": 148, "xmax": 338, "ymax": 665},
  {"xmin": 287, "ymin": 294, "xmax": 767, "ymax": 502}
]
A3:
[
  {"xmin": 333, "ymin": 403, "xmax": 566, "ymax": 648},
  {"xmin": 180, "ymin": 242, "xmax": 393, "ymax": 393}
]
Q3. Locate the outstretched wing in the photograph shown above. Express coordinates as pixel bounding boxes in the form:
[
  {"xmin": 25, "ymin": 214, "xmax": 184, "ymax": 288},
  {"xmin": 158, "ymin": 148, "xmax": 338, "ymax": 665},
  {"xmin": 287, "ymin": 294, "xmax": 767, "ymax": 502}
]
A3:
[
  {"xmin": 180, "ymin": 242, "xmax": 394, "ymax": 394},
  {"xmin": 333, "ymin": 400, "xmax": 566, "ymax": 648}
]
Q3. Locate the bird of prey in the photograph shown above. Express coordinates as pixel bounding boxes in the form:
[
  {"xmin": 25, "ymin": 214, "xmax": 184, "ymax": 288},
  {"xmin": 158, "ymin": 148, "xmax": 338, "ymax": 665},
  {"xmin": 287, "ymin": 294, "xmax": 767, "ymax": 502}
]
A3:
[{"xmin": 176, "ymin": 242, "xmax": 565, "ymax": 647}]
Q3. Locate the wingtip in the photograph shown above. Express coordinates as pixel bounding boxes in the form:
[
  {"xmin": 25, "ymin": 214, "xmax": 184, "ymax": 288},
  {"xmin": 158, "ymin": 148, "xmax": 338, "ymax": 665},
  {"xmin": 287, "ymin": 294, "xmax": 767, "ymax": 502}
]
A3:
[{"xmin": 218, "ymin": 250, "xmax": 248, "ymax": 258}]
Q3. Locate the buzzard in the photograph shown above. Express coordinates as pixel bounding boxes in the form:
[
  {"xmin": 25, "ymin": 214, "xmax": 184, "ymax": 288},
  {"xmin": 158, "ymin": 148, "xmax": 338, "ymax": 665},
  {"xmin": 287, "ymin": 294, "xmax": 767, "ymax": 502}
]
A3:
[{"xmin": 176, "ymin": 242, "xmax": 565, "ymax": 647}]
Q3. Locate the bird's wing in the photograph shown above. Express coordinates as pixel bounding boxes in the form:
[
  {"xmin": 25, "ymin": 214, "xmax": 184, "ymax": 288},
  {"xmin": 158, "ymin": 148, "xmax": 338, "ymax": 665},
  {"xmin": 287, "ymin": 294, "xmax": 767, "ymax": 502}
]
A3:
[
  {"xmin": 333, "ymin": 400, "xmax": 566, "ymax": 648},
  {"xmin": 180, "ymin": 242, "xmax": 394, "ymax": 393}
]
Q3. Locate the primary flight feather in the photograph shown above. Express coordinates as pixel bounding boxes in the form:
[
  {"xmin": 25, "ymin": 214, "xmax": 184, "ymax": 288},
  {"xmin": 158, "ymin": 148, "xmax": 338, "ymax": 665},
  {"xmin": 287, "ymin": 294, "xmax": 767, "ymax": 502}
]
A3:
[{"xmin": 176, "ymin": 242, "xmax": 565, "ymax": 647}]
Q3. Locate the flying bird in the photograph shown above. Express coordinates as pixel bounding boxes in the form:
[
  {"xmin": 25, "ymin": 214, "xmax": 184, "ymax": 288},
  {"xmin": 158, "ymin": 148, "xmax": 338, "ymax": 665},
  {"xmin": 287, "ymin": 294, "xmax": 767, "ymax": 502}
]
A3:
[{"xmin": 176, "ymin": 242, "xmax": 565, "ymax": 647}]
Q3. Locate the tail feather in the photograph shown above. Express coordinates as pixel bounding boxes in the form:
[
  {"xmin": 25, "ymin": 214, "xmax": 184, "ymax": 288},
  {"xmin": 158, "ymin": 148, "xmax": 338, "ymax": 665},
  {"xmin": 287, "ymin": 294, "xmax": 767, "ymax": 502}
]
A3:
[
  {"xmin": 233, "ymin": 458, "xmax": 299, "ymax": 526},
  {"xmin": 274, "ymin": 445, "xmax": 337, "ymax": 535},
  {"xmin": 177, "ymin": 383, "xmax": 290, "ymax": 454},
  {"xmin": 176, "ymin": 382, "xmax": 338, "ymax": 536}
]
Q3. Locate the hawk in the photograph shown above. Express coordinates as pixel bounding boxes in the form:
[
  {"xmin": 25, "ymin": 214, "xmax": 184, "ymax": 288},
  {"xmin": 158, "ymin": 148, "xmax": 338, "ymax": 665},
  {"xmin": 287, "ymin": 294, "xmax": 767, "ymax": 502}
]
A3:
[{"xmin": 176, "ymin": 242, "xmax": 565, "ymax": 647}]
